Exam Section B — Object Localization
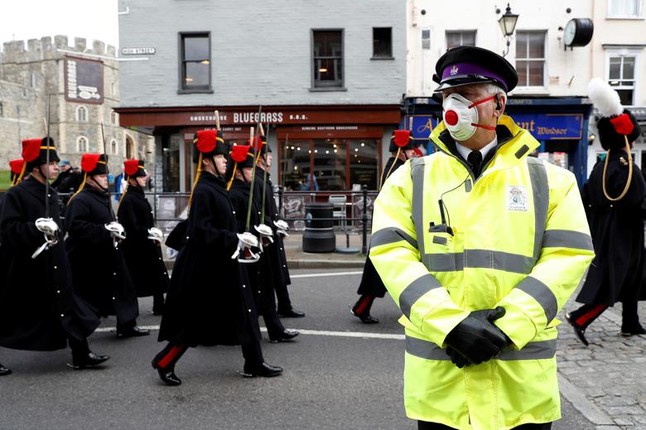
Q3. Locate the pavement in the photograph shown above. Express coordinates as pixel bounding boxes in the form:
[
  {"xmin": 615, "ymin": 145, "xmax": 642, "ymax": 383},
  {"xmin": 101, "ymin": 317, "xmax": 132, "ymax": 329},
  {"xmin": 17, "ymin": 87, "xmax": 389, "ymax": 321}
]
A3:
[{"xmin": 165, "ymin": 230, "xmax": 646, "ymax": 429}]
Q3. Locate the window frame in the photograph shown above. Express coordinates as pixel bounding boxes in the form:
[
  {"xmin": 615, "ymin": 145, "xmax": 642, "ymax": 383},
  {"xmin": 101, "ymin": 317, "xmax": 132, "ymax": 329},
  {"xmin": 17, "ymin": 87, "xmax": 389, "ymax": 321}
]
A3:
[
  {"xmin": 607, "ymin": 0, "xmax": 643, "ymax": 18},
  {"xmin": 514, "ymin": 30, "xmax": 548, "ymax": 91},
  {"xmin": 445, "ymin": 30, "xmax": 477, "ymax": 50},
  {"xmin": 179, "ymin": 32, "xmax": 213, "ymax": 94},
  {"xmin": 372, "ymin": 27, "xmax": 393, "ymax": 59},
  {"xmin": 76, "ymin": 106, "xmax": 88, "ymax": 122},
  {"xmin": 77, "ymin": 136, "xmax": 89, "ymax": 152},
  {"xmin": 604, "ymin": 47, "xmax": 640, "ymax": 106},
  {"xmin": 311, "ymin": 29, "xmax": 345, "ymax": 90}
]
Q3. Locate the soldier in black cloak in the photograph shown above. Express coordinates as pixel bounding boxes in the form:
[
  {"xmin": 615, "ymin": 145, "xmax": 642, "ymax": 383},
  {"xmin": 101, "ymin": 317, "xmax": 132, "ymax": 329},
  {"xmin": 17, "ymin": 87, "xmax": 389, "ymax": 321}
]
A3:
[
  {"xmin": 0, "ymin": 138, "xmax": 109, "ymax": 373},
  {"xmin": 116, "ymin": 159, "xmax": 169, "ymax": 315},
  {"xmin": 64, "ymin": 153, "xmax": 149, "ymax": 339},
  {"xmin": 152, "ymin": 130, "xmax": 282, "ymax": 387},
  {"xmin": 566, "ymin": 78, "xmax": 646, "ymax": 346}
]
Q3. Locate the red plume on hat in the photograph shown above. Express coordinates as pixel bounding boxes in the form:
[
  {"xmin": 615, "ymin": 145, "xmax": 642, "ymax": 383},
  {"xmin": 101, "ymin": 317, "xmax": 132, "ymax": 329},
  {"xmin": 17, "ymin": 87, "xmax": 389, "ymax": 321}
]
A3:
[
  {"xmin": 21, "ymin": 138, "xmax": 44, "ymax": 162},
  {"xmin": 10, "ymin": 158, "xmax": 25, "ymax": 175},
  {"xmin": 393, "ymin": 130, "xmax": 412, "ymax": 147},
  {"xmin": 230, "ymin": 144, "xmax": 251, "ymax": 163},
  {"xmin": 196, "ymin": 129, "xmax": 218, "ymax": 154},
  {"xmin": 124, "ymin": 159, "xmax": 140, "ymax": 176},
  {"xmin": 247, "ymin": 135, "xmax": 263, "ymax": 153},
  {"xmin": 81, "ymin": 153, "xmax": 104, "ymax": 173}
]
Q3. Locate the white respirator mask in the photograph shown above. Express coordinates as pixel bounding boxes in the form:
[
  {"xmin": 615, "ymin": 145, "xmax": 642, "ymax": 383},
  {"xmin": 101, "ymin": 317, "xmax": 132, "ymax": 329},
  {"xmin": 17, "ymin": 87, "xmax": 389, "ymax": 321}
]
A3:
[{"xmin": 442, "ymin": 93, "xmax": 496, "ymax": 141}]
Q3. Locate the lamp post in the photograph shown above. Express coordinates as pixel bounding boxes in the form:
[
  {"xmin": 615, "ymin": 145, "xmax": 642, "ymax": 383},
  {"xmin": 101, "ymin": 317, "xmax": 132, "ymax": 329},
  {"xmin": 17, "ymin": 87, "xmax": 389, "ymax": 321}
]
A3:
[{"xmin": 498, "ymin": 3, "xmax": 519, "ymax": 58}]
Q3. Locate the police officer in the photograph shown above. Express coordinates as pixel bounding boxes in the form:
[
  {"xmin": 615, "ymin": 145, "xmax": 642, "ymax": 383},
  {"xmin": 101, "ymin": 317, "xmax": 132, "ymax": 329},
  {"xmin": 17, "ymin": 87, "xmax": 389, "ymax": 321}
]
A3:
[
  {"xmin": 65, "ymin": 153, "xmax": 149, "ymax": 339},
  {"xmin": 116, "ymin": 159, "xmax": 169, "ymax": 315},
  {"xmin": 0, "ymin": 138, "xmax": 109, "ymax": 373},
  {"xmin": 369, "ymin": 46, "xmax": 595, "ymax": 429},
  {"xmin": 350, "ymin": 130, "xmax": 419, "ymax": 324}
]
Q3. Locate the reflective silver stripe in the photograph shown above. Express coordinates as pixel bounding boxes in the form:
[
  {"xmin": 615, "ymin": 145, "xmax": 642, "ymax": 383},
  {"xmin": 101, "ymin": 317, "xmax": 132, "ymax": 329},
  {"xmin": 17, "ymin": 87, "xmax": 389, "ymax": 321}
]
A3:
[
  {"xmin": 406, "ymin": 336, "xmax": 556, "ymax": 361},
  {"xmin": 517, "ymin": 276, "xmax": 558, "ymax": 323},
  {"xmin": 543, "ymin": 229, "xmax": 594, "ymax": 251},
  {"xmin": 400, "ymin": 273, "xmax": 443, "ymax": 319},
  {"xmin": 527, "ymin": 157, "xmax": 548, "ymax": 260},
  {"xmin": 426, "ymin": 250, "xmax": 536, "ymax": 274},
  {"xmin": 410, "ymin": 158, "xmax": 426, "ymax": 255},
  {"xmin": 370, "ymin": 227, "xmax": 417, "ymax": 250}
]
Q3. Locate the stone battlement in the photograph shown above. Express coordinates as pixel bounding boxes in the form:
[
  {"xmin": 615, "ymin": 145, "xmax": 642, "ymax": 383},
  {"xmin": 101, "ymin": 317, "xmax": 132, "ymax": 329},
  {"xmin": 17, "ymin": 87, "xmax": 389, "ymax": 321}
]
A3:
[{"xmin": 1, "ymin": 35, "xmax": 116, "ymax": 62}]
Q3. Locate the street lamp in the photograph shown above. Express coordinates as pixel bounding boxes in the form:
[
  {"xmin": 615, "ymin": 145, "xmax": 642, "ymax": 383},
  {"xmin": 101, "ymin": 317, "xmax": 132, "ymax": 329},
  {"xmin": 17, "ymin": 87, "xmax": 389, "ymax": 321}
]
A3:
[{"xmin": 498, "ymin": 3, "xmax": 519, "ymax": 58}]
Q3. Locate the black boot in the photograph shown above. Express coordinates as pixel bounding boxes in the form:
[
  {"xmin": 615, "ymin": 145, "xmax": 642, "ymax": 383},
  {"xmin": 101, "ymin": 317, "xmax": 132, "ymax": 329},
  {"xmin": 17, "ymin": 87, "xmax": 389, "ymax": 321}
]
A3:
[
  {"xmin": 268, "ymin": 329, "xmax": 299, "ymax": 343},
  {"xmin": 68, "ymin": 352, "xmax": 110, "ymax": 370},
  {"xmin": 151, "ymin": 360, "xmax": 181, "ymax": 386},
  {"xmin": 68, "ymin": 336, "xmax": 110, "ymax": 369},
  {"xmin": 242, "ymin": 362, "xmax": 283, "ymax": 378},
  {"xmin": 620, "ymin": 301, "xmax": 646, "ymax": 336},
  {"xmin": 0, "ymin": 363, "xmax": 12, "ymax": 376},
  {"xmin": 117, "ymin": 322, "xmax": 150, "ymax": 338}
]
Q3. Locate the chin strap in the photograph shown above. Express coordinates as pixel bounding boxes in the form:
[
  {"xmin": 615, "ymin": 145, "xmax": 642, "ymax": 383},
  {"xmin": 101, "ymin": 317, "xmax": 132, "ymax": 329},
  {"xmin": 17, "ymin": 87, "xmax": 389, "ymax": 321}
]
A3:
[{"xmin": 602, "ymin": 135, "xmax": 633, "ymax": 202}]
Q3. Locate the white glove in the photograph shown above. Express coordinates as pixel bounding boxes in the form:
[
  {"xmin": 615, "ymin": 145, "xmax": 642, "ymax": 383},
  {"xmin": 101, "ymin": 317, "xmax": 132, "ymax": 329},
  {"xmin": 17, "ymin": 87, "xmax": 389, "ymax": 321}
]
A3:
[
  {"xmin": 35, "ymin": 217, "xmax": 59, "ymax": 238},
  {"xmin": 105, "ymin": 221, "xmax": 126, "ymax": 248},
  {"xmin": 32, "ymin": 217, "xmax": 60, "ymax": 259},
  {"xmin": 231, "ymin": 232, "xmax": 260, "ymax": 263},
  {"xmin": 147, "ymin": 227, "xmax": 164, "ymax": 244},
  {"xmin": 254, "ymin": 223, "xmax": 274, "ymax": 247},
  {"xmin": 273, "ymin": 219, "xmax": 289, "ymax": 237}
]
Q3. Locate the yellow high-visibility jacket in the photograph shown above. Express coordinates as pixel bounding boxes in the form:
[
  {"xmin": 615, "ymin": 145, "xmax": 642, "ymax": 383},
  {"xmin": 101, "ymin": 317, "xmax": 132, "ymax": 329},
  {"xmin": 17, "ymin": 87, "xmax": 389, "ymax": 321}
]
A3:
[{"xmin": 370, "ymin": 115, "xmax": 594, "ymax": 430}]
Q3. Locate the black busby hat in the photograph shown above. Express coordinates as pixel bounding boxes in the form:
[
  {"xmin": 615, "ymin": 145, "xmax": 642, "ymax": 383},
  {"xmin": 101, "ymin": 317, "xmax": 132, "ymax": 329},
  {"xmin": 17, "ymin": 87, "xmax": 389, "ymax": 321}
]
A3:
[
  {"xmin": 192, "ymin": 129, "xmax": 228, "ymax": 163},
  {"xmin": 388, "ymin": 129, "xmax": 417, "ymax": 152},
  {"xmin": 588, "ymin": 78, "xmax": 641, "ymax": 151},
  {"xmin": 433, "ymin": 46, "xmax": 518, "ymax": 93},
  {"xmin": 123, "ymin": 159, "xmax": 147, "ymax": 179},
  {"xmin": 22, "ymin": 137, "xmax": 60, "ymax": 169},
  {"xmin": 81, "ymin": 153, "xmax": 109, "ymax": 176}
]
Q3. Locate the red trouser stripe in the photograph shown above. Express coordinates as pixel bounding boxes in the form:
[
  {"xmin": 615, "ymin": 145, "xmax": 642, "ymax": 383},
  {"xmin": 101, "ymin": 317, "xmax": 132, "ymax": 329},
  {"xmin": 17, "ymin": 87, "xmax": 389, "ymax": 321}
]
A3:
[
  {"xmin": 157, "ymin": 345, "xmax": 185, "ymax": 369},
  {"xmin": 354, "ymin": 295, "xmax": 373, "ymax": 316},
  {"xmin": 574, "ymin": 304, "xmax": 607, "ymax": 327}
]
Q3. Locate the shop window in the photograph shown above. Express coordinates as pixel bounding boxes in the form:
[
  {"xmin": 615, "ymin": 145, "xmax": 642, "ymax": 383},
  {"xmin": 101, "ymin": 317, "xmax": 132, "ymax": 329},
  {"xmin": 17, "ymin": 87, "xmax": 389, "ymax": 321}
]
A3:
[
  {"xmin": 280, "ymin": 138, "xmax": 378, "ymax": 191},
  {"xmin": 606, "ymin": 49, "xmax": 637, "ymax": 106},
  {"xmin": 608, "ymin": 0, "xmax": 643, "ymax": 18},
  {"xmin": 312, "ymin": 30, "xmax": 344, "ymax": 89},
  {"xmin": 179, "ymin": 32, "xmax": 211, "ymax": 92},
  {"xmin": 515, "ymin": 31, "xmax": 546, "ymax": 87},
  {"xmin": 446, "ymin": 31, "xmax": 476, "ymax": 50},
  {"xmin": 372, "ymin": 27, "xmax": 393, "ymax": 58}
]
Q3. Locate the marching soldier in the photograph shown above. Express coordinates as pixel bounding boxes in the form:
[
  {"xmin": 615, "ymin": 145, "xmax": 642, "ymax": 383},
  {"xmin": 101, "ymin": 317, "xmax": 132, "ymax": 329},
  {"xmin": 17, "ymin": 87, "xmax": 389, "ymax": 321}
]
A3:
[
  {"xmin": 116, "ymin": 159, "xmax": 169, "ymax": 315},
  {"xmin": 253, "ymin": 134, "xmax": 305, "ymax": 319},
  {"xmin": 152, "ymin": 130, "xmax": 282, "ymax": 386},
  {"xmin": 0, "ymin": 138, "xmax": 109, "ymax": 373},
  {"xmin": 64, "ymin": 153, "xmax": 149, "ymax": 339},
  {"xmin": 226, "ymin": 144, "xmax": 298, "ymax": 343}
]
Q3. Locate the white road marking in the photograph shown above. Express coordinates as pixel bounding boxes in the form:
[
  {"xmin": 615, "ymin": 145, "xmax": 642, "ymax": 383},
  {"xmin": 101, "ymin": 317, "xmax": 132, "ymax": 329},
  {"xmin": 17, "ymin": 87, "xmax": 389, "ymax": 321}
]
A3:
[
  {"xmin": 96, "ymin": 325, "xmax": 404, "ymax": 340},
  {"xmin": 291, "ymin": 271, "xmax": 362, "ymax": 279}
]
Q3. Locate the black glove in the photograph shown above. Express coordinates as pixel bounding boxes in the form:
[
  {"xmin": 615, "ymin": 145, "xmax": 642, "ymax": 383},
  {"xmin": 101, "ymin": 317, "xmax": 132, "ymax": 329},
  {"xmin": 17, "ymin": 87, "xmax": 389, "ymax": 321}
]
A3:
[{"xmin": 444, "ymin": 307, "xmax": 508, "ymax": 368}]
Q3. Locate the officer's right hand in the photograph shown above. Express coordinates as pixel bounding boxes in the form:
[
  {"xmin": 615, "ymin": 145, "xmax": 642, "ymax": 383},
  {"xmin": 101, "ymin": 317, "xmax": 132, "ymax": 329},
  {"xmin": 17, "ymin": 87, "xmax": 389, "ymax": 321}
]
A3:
[{"xmin": 444, "ymin": 307, "xmax": 508, "ymax": 367}]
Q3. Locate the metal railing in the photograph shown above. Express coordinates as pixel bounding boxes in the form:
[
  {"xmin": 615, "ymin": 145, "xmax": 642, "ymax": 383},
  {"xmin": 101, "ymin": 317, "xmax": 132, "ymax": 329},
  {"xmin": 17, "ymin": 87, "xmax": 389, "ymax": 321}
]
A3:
[{"xmin": 57, "ymin": 186, "xmax": 378, "ymax": 255}]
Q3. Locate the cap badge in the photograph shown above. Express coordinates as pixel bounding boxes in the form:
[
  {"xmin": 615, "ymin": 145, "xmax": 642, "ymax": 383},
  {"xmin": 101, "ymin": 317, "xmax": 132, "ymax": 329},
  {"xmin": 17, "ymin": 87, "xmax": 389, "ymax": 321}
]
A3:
[{"xmin": 450, "ymin": 65, "xmax": 459, "ymax": 76}]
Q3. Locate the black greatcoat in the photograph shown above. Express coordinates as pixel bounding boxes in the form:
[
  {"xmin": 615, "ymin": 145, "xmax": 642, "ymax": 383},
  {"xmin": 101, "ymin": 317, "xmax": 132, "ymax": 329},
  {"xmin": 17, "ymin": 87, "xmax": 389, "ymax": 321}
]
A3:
[
  {"xmin": 254, "ymin": 167, "xmax": 291, "ymax": 286},
  {"xmin": 117, "ymin": 186, "xmax": 170, "ymax": 297},
  {"xmin": 0, "ymin": 177, "xmax": 99, "ymax": 351},
  {"xmin": 357, "ymin": 156, "xmax": 405, "ymax": 297},
  {"xmin": 158, "ymin": 173, "xmax": 254, "ymax": 347},
  {"xmin": 576, "ymin": 150, "xmax": 646, "ymax": 305},
  {"xmin": 64, "ymin": 187, "xmax": 139, "ymax": 323}
]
